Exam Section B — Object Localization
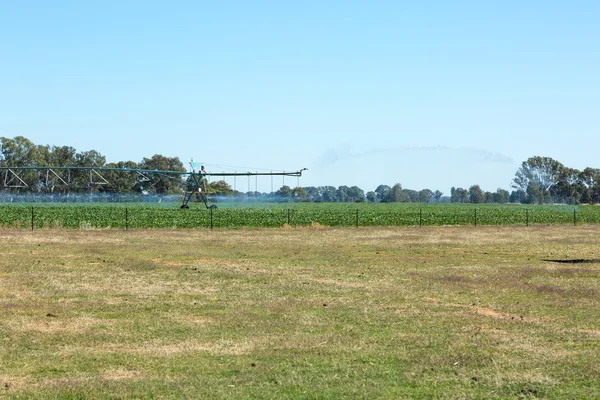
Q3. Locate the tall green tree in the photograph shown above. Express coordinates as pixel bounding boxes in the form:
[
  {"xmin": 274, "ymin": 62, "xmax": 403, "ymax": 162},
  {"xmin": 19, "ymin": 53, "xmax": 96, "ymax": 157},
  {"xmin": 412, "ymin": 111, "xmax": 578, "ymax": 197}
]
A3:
[
  {"xmin": 450, "ymin": 187, "xmax": 458, "ymax": 203},
  {"xmin": 509, "ymin": 190, "xmax": 526, "ymax": 203},
  {"xmin": 303, "ymin": 186, "xmax": 321, "ymax": 202},
  {"xmin": 100, "ymin": 161, "xmax": 139, "ymax": 194},
  {"xmin": 69, "ymin": 150, "xmax": 108, "ymax": 192},
  {"xmin": 366, "ymin": 191, "xmax": 376, "ymax": 203},
  {"xmin": 384, "ymin": 184, "xmax": 409, "ymax": 202},
  {"xmin": 275, "ymin": 185, "xmax": 292, "ymax": 201},
  {"xmin": 418, "ymin": 189, "xmax": 433, "ymax": 203},
  {"xmin": 484, "ymin": 191, "xmax": 494, "ymax": 203},
  {"xmin": 50, "ymin": 146, "xmax": 77, "ymax": 166},
  {"xmin": 402, "ymin": 189, "xmax": 418, "ymax": 202},
  {"xmin": 208, "ymin": 180, "xmax": 234, "ymax": 195},
  {"xmin": 76, "ymin": 150, "xmax": 106, "ymax": 167},
  {"xmin": 291, "ymin": 187, "xmax": 307, "ymax": 201},
  {"xmin": 139, "ymin": 154, "xmax": 186, "ymax": 194},
  {"xmin": 319, "ymin": 186, "xmax": 337, "ymax": 202},
  {"xmin": 553, "ymin": 167, "xmax": 583, "ymax": 204},
  {"xmin": 512, "ymin": 156, "xmax": 565, "ymax": 203},
  {"xmin": 0, "ymin": 136, "xmax": 39, "ymax": 166},
  {"xmin": 0, "ymin": 136, "xmax": 44, "ymax": 190},
  {"xmin": 455, "ymin": 187, "xmax": 468, "ymax": 203},
  {"xmin": 526, "ymin": 181, "xmax": 543, "ymax": 204},
  {"xmin": 336, "ymin": 185, "xmax": 351, "ymax": 202},
  {"xmin": 580, "ymin": 168, "xmax": 600, "ymax": 204},
  {"xmin": 374, "ymin": 185, "xmax": 391, "ymax": 202},
  {"xmin": 34, "ymin": 145, "xmax": 78, "ymax": 193},
  {"xmin": 347, "ymin": 186, "xmax": 365, "ymax": 202},
  {"xmin": 468, "ymin": 185, "xmax": 484, "ymax": 203},
  {"xmin": 494, "ymin": 189, "xmax": 509, "ymax": 204}
]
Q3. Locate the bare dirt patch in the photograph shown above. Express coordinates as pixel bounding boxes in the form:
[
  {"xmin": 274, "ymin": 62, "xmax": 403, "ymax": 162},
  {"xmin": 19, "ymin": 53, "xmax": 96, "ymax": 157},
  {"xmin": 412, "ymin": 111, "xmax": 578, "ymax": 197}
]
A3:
[{"xmin": 424, "ymin": 298, "xmax": 536, "ymax": 323}]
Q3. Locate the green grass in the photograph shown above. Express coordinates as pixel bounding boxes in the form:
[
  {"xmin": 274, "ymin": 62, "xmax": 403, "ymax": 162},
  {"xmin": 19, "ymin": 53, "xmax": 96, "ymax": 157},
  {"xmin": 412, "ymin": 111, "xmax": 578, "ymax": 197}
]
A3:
[
  {"xmin": 1, "ymin": 202, "xmax": 599, "ymax": 229},
  {"xmin": 1, "ymin": 226, "xmax": 599, "ymax": 398}
]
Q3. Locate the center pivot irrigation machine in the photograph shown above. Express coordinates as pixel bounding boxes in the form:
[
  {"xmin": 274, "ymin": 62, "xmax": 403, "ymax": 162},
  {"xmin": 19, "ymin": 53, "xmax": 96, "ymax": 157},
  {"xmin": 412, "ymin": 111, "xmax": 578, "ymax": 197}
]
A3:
[
  {"xmin": 180, "ymin": 163, "xmax": 308, "ymax": 209},
  {"xmin": 0, "ymin": 164, "xmax": 308, "ymax": 209}
]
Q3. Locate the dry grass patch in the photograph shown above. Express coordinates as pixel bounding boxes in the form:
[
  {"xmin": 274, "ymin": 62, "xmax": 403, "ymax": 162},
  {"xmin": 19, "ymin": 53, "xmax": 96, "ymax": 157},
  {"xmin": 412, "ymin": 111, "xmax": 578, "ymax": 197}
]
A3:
[
  {"xmin": 100, "ymin": 368, "xmax": 144, "ymax": 382},
  {"xmin": 10, "ymin": 316, "xmax": 119, "ymax": 335}
]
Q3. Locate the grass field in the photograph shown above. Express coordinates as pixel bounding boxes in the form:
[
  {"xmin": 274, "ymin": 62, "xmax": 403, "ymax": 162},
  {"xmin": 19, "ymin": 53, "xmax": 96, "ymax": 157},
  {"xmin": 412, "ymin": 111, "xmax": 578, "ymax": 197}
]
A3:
[{"xmin": 1, "ymin": 226, "xmax": 599, "ymax": 398}]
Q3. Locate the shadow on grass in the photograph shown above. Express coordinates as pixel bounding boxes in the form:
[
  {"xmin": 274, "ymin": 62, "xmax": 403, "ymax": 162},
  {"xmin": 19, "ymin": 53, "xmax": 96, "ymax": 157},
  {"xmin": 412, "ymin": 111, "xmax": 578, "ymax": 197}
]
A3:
[{"xmin": 543, "ymin": 259, "xmax": 600, "ymax": 264}]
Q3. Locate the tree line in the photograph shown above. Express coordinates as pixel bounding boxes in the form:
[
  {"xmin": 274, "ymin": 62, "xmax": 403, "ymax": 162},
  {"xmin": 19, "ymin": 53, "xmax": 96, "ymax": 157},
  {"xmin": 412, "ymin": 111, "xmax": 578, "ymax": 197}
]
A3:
[
  {"xmin": 0, "ymin": 136, "xmax": 186, "ymax": 194},
  {"xmin": 1, "ymin": 137, "xmax": 599, "ymax": 204},
  {"xmin": 272, "ymin": 156, "xmax": 600, "ymax": 205},
  {"xmin": 431, "ymin": 156, "xmax": 600, "ymax": 205}
]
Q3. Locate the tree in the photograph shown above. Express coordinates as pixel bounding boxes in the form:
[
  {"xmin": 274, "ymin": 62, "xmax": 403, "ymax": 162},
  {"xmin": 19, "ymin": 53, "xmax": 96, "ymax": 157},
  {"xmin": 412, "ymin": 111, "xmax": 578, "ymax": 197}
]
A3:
[
  {"xmin": 76, "ymin": 150, "xmax": 106, "ymax": 168},
  {"xmin": 386, "ymin": 184, "xmax": 402, "ymax": 202},
  {"xmin": 366, "ymin": 191, "xmax": 377, "ymax": 203},
  {"xmin": 101, "ymin": 161, "xmax": 139, "ymax": 194},
  {"xmin": 208, "ymin": 180, "xmax": 234, "ymax": 195},
  {"xmin": 319, "ymin": 186, "xmax": 338, "ymax": 202},
  {"xmin": 450, "ymin": 187, "xmax": 458, "ymax": 203},
  {"xmin": 454, "ymin": 187, "xmax": 468, "ymax": 203},
  {"xmin": 374, "ymin": 185, "xmax": 391, "ymax": 202},
  {"xmin": 139, "ymin": 154, "xmax": 186, "ymax": 194},
  {"xmin": 347, "ymin": 186, "xmax": 365, "ymax": 202},
  {"xmin": 580, "ymin": 168, "xmax": 600, "ymax": 204},
  {"xmin": 275, "ymin": 185, "xmax": 292, "ymax": 201},
  {"xmin": 0, "ymin": 136, "xmax": 45, "ymax": 190},
  {"xmin": 291, "ymin": 187, "xmax": 307, "ymax": 201},
  {"xmin": 418, "ymin": 189, "xmax": 433, "ymax": 203},
  {"xmin": 484, "ymin": 191, "xmax": 494, "ymax": 203},
  {"xmin": 49, "ymin": 145, "xmax": 77, "ymax": 166},
  {"xmin": 0, "ymin": 136, "xmax": 39, "ymax": 166},
  {"xmin": 33, "ymin": 145, "xmax": 79, "ymax": 193},
  {"xmin": 303, "ymin": 186, "xmax": 321, "ymax": 202},
  {"xmin": 494, "ymin": 189, "xmax": 509, "ymax": 204},
  {"xmin": 433, "ymin": 190, "xmax": 443, "ymax": 202},
  {"xmin": 66, "ymin": 149, "xmax": 108, "ymax": 194},
  {"xmin": 512, "ymin": 156, "xmax": 565, "ymax": 203},
  {"xmin": 526, "ymin": 181, "xmax": 543, "ymax": 204},
  {"xmin": 509, "ymin": 190, "xmax": 526, "ymax": 203},
  {"xmin": 383, "ymin": 184, "xmax": 409, "ymax": 202},
  {"xmin": 553, "ymin": 167, "xmax": 583, "ymax": 204},
  {"xmin": 336, "ymin": 185, "xmax": 351, "ymax": 202},
  {"xmin": 402, "ymin": 189, "xmax": 418, "ymax": 202},
  {"xmin": 468, "ymin": 185, "xmax": 484, "ymax": 203}
]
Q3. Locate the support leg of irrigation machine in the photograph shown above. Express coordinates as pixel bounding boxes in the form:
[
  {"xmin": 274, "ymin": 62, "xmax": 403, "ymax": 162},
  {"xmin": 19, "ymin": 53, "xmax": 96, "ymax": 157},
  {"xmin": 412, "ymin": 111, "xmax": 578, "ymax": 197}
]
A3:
[{"xmin": 181, "ymin": 172, "xmax": 214, "ymax": 209}]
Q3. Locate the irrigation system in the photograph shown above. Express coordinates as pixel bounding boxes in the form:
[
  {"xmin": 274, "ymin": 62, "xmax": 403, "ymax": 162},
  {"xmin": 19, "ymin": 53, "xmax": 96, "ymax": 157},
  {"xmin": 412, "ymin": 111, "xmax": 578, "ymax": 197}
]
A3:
[{"xmin": 0, "ymin": 165, "xmax": 308, "ymax": 209}]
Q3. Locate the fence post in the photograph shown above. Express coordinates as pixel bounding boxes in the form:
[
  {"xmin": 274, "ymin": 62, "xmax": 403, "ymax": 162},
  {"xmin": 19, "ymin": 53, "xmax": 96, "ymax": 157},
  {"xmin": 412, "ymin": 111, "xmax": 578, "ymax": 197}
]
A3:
[
  {"xmin": 419, "ymin": 208, "xmax": 422, "ymax": 227},
  {"xmin": 125, "ymin": 207, "xmax": 128, "ymax": 231},
  {"xmin": 210, "ymin": 207, "xmax": 213, "ymax": 230},
  {"xmin": 287, "ymin": 209, "xmax": 290, "ymax": 225},
  {"xmin": 574, "ymin": 209, "xmax": 576, "ymax": 226},
  {"xmin": 355, "ymin": 209, "xmax": 359, "ymax": 228},
  {"xmin": 474, "ymin": 209, "xmax": 477, "ymax": 227},
  {"xmin": 526, "ymin": 209, "xmax": 529, "ymax": 226},
  {"xmin": 31, "ymin": 207, "xmax": 34, "ymax": 231}
]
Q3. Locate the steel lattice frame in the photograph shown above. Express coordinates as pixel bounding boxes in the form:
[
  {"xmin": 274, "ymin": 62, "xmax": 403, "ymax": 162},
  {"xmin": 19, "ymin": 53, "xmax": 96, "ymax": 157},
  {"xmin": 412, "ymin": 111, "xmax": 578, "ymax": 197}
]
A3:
[{"xmin": 0, "ymin": 166, "xmax": 307, "ymax": 208}]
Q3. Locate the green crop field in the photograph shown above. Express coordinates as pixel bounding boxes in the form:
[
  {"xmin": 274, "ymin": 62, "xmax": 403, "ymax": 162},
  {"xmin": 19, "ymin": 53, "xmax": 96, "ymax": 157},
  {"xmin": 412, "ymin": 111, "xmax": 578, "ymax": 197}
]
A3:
[
  {"xmin": 1, "ymin": 226, "xmax": 600, "ymax": 398},
  {"xmin": 1, "ymin": 202, "xmax": 600, "ymax": 229}
]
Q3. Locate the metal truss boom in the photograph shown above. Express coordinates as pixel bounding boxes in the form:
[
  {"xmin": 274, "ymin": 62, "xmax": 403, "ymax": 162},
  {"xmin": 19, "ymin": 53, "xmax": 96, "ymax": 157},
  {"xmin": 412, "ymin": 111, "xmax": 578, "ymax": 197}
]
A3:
[
  {"xmin": 0, "ymin": 166, "xmax": 308, "ymax": 208},
  {"xmin": 0, "ymin": 166, "xmax": 305, "ymax": 175}
]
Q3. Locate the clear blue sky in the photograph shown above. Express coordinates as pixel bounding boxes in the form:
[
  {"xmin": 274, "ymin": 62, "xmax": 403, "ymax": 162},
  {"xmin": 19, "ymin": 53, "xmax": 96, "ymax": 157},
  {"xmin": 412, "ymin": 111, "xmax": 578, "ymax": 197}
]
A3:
[{"xmin": 1, "ymin": 1, "xmax": 598, "ymax": 194}]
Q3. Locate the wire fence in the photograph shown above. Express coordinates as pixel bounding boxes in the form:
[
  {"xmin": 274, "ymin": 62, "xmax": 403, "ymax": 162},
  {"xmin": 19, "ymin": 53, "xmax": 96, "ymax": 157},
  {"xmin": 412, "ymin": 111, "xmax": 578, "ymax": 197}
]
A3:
[{"xmin": 0, "ymin": 205, "xmax": 596, "ymax": 230}]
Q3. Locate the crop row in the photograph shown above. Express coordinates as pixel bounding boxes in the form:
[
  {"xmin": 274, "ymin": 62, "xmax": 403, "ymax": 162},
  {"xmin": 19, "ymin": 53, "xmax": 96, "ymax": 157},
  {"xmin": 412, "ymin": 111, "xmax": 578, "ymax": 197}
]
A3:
[{"xmin": 1, "ymin": 205, "xmax": 600, "ymax": 229}]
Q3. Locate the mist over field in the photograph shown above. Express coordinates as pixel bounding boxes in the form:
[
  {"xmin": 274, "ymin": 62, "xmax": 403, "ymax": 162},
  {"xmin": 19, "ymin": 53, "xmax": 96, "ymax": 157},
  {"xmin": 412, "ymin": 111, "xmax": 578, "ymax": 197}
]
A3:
[{"xmin": 306, "ymin": 145, "xmax": 518, "ymax": 194}]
